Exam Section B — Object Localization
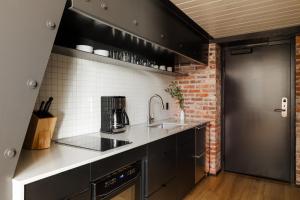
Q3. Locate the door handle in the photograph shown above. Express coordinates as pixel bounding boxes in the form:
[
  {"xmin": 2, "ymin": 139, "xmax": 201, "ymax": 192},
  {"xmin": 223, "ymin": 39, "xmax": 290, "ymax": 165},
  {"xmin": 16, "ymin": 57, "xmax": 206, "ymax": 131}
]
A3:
[
  {"xmin": 274, "ymin": 108, "xmax": 286, "ymax": 112},
  {"xmin": 274, "ymin": 97, "xmax": 287, "ymax": 117}
]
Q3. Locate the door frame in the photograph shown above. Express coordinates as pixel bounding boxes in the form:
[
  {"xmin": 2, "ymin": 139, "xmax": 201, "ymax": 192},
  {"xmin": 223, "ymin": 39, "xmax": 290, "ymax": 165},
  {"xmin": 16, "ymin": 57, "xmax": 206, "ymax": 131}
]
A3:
[{"xmin": 220, "ymin": 39, "xmax": 296, "ymax": 184}]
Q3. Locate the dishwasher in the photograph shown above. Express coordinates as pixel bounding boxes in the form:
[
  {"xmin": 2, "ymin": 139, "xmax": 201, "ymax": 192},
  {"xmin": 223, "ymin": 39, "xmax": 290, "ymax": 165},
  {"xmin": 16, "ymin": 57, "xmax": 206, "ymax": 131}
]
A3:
[
  {"xmin": 91, "ymin": 161, "xmax": 142, "ymax": 200},
  {"xmin": 68, "ymin": 161, "xmax": 142, "ymax": 200}
]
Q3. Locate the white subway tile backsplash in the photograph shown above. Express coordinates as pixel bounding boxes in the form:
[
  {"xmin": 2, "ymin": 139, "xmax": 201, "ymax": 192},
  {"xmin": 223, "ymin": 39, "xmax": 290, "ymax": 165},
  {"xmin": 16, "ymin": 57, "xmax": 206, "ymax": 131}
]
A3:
[{"xmin": 36, "ymin": 53, "xmax": 175, "ymax": 139}]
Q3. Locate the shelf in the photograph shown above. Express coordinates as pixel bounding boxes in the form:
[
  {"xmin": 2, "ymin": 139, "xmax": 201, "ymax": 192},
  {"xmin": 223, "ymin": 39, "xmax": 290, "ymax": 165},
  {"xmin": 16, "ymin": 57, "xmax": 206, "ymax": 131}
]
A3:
[{"xmin": 52, "ymin": 46, "xmax": 189, "ymax": 77}]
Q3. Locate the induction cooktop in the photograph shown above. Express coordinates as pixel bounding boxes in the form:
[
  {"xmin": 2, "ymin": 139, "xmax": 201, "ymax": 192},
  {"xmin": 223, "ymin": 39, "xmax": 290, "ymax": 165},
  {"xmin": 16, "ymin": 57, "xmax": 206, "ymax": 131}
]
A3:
[{"xmin": 55, "ymin": 134, "xmax": 132, "ymax": 152}]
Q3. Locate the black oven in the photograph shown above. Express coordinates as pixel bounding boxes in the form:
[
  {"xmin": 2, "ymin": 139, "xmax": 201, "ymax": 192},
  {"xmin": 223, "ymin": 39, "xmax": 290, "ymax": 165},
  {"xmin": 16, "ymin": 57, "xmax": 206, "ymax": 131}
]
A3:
[{"xmin": 91, "ymin": 161, "xmax": 142, "ymax": 200}]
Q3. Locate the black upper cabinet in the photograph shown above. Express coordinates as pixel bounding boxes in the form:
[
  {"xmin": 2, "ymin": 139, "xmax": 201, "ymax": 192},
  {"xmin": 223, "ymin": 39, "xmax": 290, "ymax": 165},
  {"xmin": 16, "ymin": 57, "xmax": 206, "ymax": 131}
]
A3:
[
  {"xmin": 140, "ymin": 0, "xmax": 208, "ymax": 62},
  {"xmin": 71, "ymin": 0, "xmax": 140, "ymax": 35},
  {"xmin": 139, "ymin": 0, "xmax": 172, "ymax": 47},
  {"xmin": 68, "ymin": 0, "xmax": 210, "ymax": 64}
]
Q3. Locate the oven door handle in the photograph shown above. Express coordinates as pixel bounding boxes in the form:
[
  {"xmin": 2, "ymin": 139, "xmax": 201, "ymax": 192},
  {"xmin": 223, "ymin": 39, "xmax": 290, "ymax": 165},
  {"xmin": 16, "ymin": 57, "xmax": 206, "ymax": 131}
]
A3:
[{"xmin": 92, "ymin": 175, "xmax": 139, "ymax": 200}]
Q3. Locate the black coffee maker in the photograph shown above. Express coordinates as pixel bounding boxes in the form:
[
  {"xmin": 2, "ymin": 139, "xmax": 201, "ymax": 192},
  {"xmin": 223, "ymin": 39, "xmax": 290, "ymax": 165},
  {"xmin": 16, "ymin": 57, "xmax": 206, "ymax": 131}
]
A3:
[{"xmin": 101, "ymin": 96, "xmax": 130, "ymax": 134}]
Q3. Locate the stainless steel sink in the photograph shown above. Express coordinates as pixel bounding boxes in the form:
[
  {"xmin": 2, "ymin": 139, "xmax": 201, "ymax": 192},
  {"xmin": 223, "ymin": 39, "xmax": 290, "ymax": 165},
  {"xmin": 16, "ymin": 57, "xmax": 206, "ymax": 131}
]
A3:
[{"xmin": 148, "ymin": 122, "xmax": 186, "ymax": 130}]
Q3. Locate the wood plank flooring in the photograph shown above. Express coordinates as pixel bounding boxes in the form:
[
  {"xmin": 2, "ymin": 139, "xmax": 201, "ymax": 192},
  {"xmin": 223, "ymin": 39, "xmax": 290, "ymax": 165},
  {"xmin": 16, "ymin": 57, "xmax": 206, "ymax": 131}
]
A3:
[{"xmin": 184, "ymin": 172, "xmax": 300, "ymax": 200}]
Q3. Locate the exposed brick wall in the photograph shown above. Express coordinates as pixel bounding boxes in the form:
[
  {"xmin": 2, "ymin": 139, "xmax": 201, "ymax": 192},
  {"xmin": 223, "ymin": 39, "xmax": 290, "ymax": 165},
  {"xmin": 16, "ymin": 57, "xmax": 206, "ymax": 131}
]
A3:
[
  {"xmin": 296, "ymin": 35, "xmax": 300, "ymax": 185},
  {"xmin": 175, "ymin": 43, "xmax": 221, "ymax": 174}
]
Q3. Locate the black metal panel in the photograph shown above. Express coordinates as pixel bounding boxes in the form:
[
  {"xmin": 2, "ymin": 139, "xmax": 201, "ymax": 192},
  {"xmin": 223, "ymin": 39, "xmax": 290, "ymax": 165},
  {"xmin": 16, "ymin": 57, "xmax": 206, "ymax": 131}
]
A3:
[
  {"xmin": 25, "ymin": 165, "xmax": 90, "ymax": 200},
  {"xmin": 145, "ymin": 135, "xmax": 176, "ymax": 196},
  {"xmin": 224, "ymin": 42, "xmax": 291, "ymax": 181}
]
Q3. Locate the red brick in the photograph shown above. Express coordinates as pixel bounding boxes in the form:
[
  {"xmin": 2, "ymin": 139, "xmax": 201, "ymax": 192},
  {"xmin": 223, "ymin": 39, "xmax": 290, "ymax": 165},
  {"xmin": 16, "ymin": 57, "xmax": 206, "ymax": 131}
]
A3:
[
  {"xmin": 178, "ymin": 80, "xmax": 189, "ymax": 84},
  {"xmin": 296, "ymin": 36, "xmax": 300, "ymax": 43},
  {"xmin": 183, "ymin": 85, "xmax": 195, "ymax": 89}
]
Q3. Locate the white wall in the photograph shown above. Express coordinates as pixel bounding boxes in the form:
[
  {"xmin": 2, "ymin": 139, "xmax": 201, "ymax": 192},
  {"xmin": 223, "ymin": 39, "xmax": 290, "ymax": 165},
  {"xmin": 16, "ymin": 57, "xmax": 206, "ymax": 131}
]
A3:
[{"xmin": 36, "ymin": 54, "xmax": 176, "ymax": 139}]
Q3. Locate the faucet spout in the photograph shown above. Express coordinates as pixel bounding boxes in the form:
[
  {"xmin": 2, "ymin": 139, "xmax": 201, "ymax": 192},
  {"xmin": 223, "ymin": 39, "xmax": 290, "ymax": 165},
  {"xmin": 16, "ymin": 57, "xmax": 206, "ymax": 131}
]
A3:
[{"xmin": 148, "ymin": 94, "xmax": 165, "ymax": 124}]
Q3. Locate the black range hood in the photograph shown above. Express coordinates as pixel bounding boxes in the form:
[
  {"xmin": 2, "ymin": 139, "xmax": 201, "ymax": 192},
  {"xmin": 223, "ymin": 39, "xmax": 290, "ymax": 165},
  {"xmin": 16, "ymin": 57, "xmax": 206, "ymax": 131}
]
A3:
[{"xmin": 54, "ymin": 0, "xmax": 211, "ymax": 66}]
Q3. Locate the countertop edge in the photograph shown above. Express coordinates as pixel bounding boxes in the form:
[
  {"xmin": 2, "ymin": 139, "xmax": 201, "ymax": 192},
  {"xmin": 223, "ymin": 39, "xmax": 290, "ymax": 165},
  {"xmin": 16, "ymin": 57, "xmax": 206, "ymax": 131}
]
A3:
[{"xmin": 13, "ymin": 120, "xmax": 210, "ymax": 186}]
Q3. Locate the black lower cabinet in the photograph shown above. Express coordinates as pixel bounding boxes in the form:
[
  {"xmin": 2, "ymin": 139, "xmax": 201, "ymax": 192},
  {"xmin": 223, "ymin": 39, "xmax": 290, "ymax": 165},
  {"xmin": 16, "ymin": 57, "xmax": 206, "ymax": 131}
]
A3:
[
  {"xmin": 24, "ymin": 164, "xmax": 90, "ymax": 200},
  {"xmin": 145, "ymin": 128, "xmax": 198, "ymax": 200},
  {"xmin": 177, "ymin": 129, "xmax": 195, "ymax": 200},
  {"xmin": 145, "ymin": 135, "xmax": 177, "ymax": 197},
  {"xmin": 24, "ymin": 127, "xmax": 201, "ymax": 200}
]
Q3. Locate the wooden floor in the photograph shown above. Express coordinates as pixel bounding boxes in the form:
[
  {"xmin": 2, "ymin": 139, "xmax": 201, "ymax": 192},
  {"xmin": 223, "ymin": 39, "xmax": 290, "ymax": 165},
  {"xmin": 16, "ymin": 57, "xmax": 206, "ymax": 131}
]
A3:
[{"xmin": 184, "ymin": 172, "xmax": 300, "ymax": 200}]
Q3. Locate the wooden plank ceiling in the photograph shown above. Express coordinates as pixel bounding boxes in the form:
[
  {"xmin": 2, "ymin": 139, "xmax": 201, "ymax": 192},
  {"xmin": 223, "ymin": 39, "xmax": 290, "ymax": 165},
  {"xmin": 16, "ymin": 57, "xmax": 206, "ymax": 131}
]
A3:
[{"xmin": 170, "ymin": 0, "xmax": 300, "ymax": 38}]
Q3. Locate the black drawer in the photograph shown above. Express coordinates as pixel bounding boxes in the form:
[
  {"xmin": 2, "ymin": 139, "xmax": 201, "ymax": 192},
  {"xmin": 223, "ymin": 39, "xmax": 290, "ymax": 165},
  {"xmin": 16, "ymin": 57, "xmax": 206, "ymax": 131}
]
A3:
[
  {"xmin": 25, "ymin": 165, "xmax": 90, "ymax": 200},
  {"xmin": 196, "ymin": 127, "xmax": 206, "ymax": 154},
  {"xmin": 146, "ymin": 178, "xmax": 177, "ymax": 200},
  {"xmin": 146, "ymin": 135, "xmax": 176, "ymax": 196}
]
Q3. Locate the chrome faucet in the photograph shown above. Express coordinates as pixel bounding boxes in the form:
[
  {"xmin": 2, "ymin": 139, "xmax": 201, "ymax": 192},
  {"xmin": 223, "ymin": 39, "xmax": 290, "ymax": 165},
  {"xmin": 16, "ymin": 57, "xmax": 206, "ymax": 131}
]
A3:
[{"xmin": 148, "ymin": 94, "xmax": 165, "ymax": 124}]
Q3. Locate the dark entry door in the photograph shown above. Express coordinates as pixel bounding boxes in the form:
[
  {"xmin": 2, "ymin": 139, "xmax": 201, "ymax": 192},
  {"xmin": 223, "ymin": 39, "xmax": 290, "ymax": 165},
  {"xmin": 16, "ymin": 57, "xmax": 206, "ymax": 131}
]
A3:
[{"xmin": 224, "ymin": 42, "xmax": 291, "ymax": 182}]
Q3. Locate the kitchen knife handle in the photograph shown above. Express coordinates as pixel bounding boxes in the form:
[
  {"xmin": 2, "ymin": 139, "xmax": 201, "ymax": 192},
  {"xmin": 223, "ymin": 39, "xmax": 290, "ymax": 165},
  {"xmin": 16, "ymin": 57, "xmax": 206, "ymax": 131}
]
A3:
[
  {"xmin": 44, "ymin": 97, "xmax": 53, "ymax": 113},
  {"xmin": 39, "ymin": 101, "xmax": 45, "ymax": 112}
]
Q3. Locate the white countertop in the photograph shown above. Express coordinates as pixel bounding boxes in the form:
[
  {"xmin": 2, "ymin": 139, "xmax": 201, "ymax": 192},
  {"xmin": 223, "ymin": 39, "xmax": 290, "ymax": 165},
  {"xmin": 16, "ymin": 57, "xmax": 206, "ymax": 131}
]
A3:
[{"xmin": 13, "ymin": 119, "xmax": 208, "ymax": 187}]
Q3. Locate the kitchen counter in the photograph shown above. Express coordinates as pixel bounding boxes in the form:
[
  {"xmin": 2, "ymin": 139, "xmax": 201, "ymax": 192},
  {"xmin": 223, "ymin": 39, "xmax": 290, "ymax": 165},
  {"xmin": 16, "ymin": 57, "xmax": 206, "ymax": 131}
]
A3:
[{"xmin": 12, "ymin": 119, "xmax": 208, "ymax": 199}]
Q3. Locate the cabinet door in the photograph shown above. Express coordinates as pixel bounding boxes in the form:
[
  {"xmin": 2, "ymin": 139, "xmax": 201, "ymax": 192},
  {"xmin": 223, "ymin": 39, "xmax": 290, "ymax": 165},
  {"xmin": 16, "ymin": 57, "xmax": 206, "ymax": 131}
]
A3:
[
  {"xmin": 177, "ymin": 129, "xmax": 195, "ymax": 200},
  {"xmin": 71, "ymin": 0, "xmax": 140, "ymax": 35},
  {"xmin": 195, "ymin": 126, "xmax": 206, "ymax": 183},
  {"xmin": 139, "ymin": 0, "xmax": 173, "ymax": 46},
  {"xmin": 146, "ymin": 135, "xmax": 177, "ymax": 196},
  {"xmin": 25, "ymin": 165, "xmax": 90, "ymax": 200}
]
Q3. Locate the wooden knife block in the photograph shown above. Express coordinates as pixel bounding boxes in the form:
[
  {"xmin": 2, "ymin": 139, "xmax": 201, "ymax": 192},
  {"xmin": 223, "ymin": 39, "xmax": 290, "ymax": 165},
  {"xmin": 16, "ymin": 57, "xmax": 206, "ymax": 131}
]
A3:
[{"xmin": 23, "ymin": 113, "xmax": 57, "ymax": 150}]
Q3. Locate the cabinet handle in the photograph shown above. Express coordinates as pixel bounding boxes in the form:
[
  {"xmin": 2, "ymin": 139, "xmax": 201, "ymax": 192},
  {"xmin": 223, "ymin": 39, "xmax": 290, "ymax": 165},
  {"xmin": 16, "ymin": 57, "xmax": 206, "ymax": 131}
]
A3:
[
  {"xmin": 46, "ymin": 20, "xmax": 56, "ymax": 30},
  {"xmin": 193, "ymin": 153, "xmax": 204, "ymax": 159},
  {"xmin": 100, "ymin": 1, "xmax": 108, "ymax": 10},
  {"xmin": 133, "ymin": 20, "xmax": 138, "ymax": 26}
]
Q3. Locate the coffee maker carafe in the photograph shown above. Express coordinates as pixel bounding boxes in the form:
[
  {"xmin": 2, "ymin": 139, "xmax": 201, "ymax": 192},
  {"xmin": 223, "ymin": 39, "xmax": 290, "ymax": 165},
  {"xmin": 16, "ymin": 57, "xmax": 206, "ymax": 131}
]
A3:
[{"xmin": 101, "ymin": 96, "xmax": 130, "ymax": 134}]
